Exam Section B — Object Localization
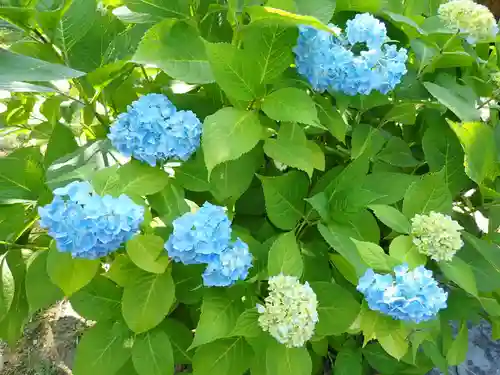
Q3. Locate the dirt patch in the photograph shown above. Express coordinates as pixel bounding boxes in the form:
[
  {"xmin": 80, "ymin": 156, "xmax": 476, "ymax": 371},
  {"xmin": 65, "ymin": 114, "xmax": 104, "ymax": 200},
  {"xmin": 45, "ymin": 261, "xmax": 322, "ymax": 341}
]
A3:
[{"xmin": 1, "ymin": 301, "xmax": 91, "ymax": 375}]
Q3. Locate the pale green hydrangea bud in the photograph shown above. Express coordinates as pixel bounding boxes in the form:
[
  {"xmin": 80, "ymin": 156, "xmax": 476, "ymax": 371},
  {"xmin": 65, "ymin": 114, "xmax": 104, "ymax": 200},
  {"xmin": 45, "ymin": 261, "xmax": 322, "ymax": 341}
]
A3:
[
  {"xmin": 438, "ymin": 0, "xmax": 498, "ymax": 44},
  {"xmin": 411, "ymin": 211, "xmax": 464, "ymax": 262},
  {"xmin": 256, "ymin": 274, "xmax": 318, "ymax": 348}
]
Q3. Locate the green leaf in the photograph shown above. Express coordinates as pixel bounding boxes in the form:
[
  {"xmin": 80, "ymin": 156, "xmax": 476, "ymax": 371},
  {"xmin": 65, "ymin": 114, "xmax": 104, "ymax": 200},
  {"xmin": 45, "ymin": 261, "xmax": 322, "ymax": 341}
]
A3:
[
  {"xmin": 193, "ymin": 337, "xmax": 253, "ymax": 375},
  {"xmin": 133, "ymin": 20, "xmax": 214, "ymax": 84},
  {"xmin": 360, "ymin": 308, "xmax": 396, "ymax": 346},
  {"xmin": 0, "ymin": 254, "xmax": 14, "ymax": 321},
  {"xmin": 369, "ymin": 204, "xmax": 411, "ymax": 233},
  {"xmin": 25, "ymin": 251, "xmax": 63, "ymax": 314},
  {"xmin": 105, "ymin": 254, "xmax": 144, "ymax": 288},
  {"xmin": 124, "ymin": 0, "xmax": 189, "ymax": 18},
  {"xmin": 174, "ymin": 151, "xmax": 209, "ymax": 192},
  {"xmin": 262, "ymin": 88, "xmax": 319, "ymax": 126},
  {"xmin": 352, "ymin": 239, "xmax": 396, "ymax": 272},
  {"xmin": 266, "ymin": 341, "xmax": 312, "ymax": 375},
  {"xmin": 311, "ymin": 282, "xmax": 360, "ymax": 336},
  {"xmin": 449, "ymin": 121, "xmax": 497, "ymax": 184},
  {"xmin": 73, "ymin": 320, "xmax": 132, "ymax": 375},
  {"xmin": 389, "ymin": 235, "xmax": 426, "ymax": 269},
  {"xmin": 402, "ymin": 171, "xmax": 452, "ymax": 218},
  {"xmin": 336, "ymin": 0, "xmax": 382, "ymax": 12},
  {"xmin": 247, "ymin": 5, "xmax": 335, "ymax": 33},
  {"xmin": 70, "ymin": 276, "xmax": 122, "ymax": 321},
  {"xmin": 329, "ymin": 210, "xmax": 380, "ymax": 243},
  {"xmin": 126, "ymin": 234, "xmax": 170, "ymax": 274},
  {"xmin": 263, "ymin": 123, "xmax": 320, "ymax": 178},
  {"xmin": 446, "ymin": 321, "xmax": 468, "ymax": 366},
  {"xmin": 203, "ymin": 107, "xmax": 263, "ymax": 174},
  {"xmin": 259, "ymin": 171, "xmax": 309, "ymax": 230},
  {"xmin": 315, "ymin": 96, "xmax": 348, "ymax": 142},
  {"xmin": 132, "ymin": 330, "xmax": 174, "ymax": 375},
  {"xmin": 205, "ymin": 42, "xmax": 264, "ymax": 101},
  {"xmin": 0, "ymin": 204, "xmax": 26, "ymax": 241},
  {"xmin": 378, "ymin": 326, "xmax": 410, "ymax": 360},
  {"xmin": 122, "ymin": 269, "xmax": 175, "ymax": 333},
  {"xmin": 351, "ymin": 124, "xmax": 386, "ymax": 159},
  {"xmin": 464, "ymin": 233, "xmax": 500, "ymax": 275},
  {"xmin": 190, "ymin": 289, "xmax": 244, "ymax": 349},
  {"xmin": 162, "ymin": 319, "xmax": 193, "ymax": 365},
  {"xmin": 0, "ymin": 49, "xmax": 84, "ymax": 82},
  {"xmin": 359, "ymin": 172, "xmax": 418, "ymax": 205},
  {"xmin": 243, "ymin": 21, "xmax": 296, "ymax": 84},
  {"xmin": 171, "ymin": 262, "xmax": 204, "ymax": 305},
  {"xmin": 439, "ymin": 257, "xmax": 477, "ymax": 296},
  {"xmin": 267, "ymin": 0, "xmax": 336, "ymax": 23},
  {"xmin": 318, "ymin": 224, "xmax": 368, "ymax": 276},
  {"xmin": 148, "ymin": 181, "xmax": 189, "ymax": 225},
  {"xmin": 0, "ymin": 147, "xmax": 44, "ymax": 203},
  {"xmin": 116, "ymin": 160, "xmax": 170, "ymax": 196},
  {"xmin": 334, "ymin": 348, "xmax": 363, "ymax": 375},
  {"xmin": 231, "ymin": 309, "xmax": 261, "ymax": 338},
  {"xmin": 268, "ymin": 231, "xmax": 303, "ymax": 278},
  {"xmin": 422, "ymin": 116, "xmax": 469, "ymax": 195},
  {"xmin": 210, "ymin": 145, "xmax": 263, "ymax": 202},
  {"xmin": 422, "ymin": 340, "xmax": 448, "ymax": 374},
  {"xmin": 423, "ymin": 82, "xmax": 480, "ymax": 122},
  {"xmin": 377, "ymin": 137, "xmax": 419, "ymax": 167},
  {"xmin": 46, "ymin": 244, "xmax": 99, "ymax": 296},
  {"xmin": 53, "ymin": 0, "xmax": 95, "ymax": 56},
  {"xmin": 44, "ymin": 123, "xmax": 78, "ymax": 168}
]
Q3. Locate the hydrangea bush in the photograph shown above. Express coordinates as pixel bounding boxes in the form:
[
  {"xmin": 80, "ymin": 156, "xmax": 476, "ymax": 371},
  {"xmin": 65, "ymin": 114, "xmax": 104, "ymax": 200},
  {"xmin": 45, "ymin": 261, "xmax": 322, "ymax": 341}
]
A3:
[{"xmin": 0, "ymin": 0, "xmax": 500, "ymax": 374}]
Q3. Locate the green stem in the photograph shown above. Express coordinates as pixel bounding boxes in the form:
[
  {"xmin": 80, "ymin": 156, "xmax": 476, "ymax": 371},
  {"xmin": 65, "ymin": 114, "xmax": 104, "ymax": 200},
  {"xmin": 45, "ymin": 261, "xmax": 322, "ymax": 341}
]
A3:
[{"xmin": 0, "ymin": 241, "xmax": 47, "ymax": 251}]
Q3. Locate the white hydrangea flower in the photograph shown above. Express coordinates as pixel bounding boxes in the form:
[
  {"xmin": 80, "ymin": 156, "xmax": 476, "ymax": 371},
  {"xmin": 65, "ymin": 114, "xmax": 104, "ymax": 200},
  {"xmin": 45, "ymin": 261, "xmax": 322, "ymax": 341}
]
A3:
[
  {"xmin": 438, "ymin": 0, "xmax": 498, "ymax": 44},
  {"xmin": 256, "ymin": 274, "xmax": 318, "ymax": 348},
  {"xmin": 411, "ymin": 211, "xmax": 464, "ymax": 262}
]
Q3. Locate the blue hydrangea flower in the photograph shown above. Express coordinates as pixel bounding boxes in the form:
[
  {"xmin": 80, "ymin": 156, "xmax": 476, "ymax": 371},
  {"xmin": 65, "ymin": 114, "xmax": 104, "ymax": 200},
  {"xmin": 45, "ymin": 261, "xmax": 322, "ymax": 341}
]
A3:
[
  {"xmin": 202, "ymin": 239, "xmax": 253, "ymax": 287},
  {"xmin": 39, "ymin": 181, "xmax": 144, "ymax": 259},
  {"xmin": 108, "ymin": 93, "xmax": 202, "ymax": 167},
  {"xmin": 165, "ymin": 202, "xmax": 253, "ymax": 287},
  {"xmin": 294, "ymin": 13, "xmax": 408, "ymax": 96},
  {"xmin": 165, "ymin": 202, "xmax": 232, "ymax": 265},
  {"xmin": 357, "ymin": 264, "xmax": 448, "ymax": 323}
]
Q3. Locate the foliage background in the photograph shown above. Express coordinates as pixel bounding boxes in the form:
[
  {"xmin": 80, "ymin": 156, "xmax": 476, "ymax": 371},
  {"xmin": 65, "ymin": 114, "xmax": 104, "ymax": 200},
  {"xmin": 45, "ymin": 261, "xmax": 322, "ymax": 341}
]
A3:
[{"xmin": 1, "ymin": 0, "xmax": 500, "ymax": 374}]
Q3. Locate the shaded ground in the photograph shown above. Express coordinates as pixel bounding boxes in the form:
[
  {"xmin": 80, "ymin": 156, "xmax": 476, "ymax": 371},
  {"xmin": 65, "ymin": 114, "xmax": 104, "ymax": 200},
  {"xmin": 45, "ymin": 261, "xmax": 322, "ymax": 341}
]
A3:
[{"xmin": 1, "ymin": 302, "xmax": 90, "ymax": 375}]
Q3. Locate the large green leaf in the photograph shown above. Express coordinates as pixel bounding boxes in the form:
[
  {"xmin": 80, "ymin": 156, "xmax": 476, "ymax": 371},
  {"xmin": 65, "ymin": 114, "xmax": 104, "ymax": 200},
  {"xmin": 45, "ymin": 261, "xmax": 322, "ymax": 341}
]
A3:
[
  {"xmin": 205, "ymin": 42, "xmax": 265, "ymax": 101},
  {"xmin": 0, "ymin": 204, "xmax": 25, "ymax": 241},
  {"xmin": 311, "ymin": 281, "xmax": 360, "ymax": 336},
  {"xmin": 389, "ymin": 235, "xmax": 426, "ymax": 269},
  {"xmin": 263, "ymin": 122, "xmax": 323, "ymax": 178},
  {"xmin": 262, "ymin": 88, "xmax": 319, "ymax": 126},
  {"xmin": 446, "ymin": 321, "xmax": 468, "ymax": 366},
  {"xmin": 73, "ymin": 320, "xmax": 132, "ymax": 375},
  {"xmin": 231, "ymin": 309, "xmax": 261, "ymax": 338},
  {"xmin": 268, "ymin": 231, "xmax": 303, "ymax": 277},
  {"xmin": 162, "ymin": 319, "xmax": 193, "ymax": 365},
  {"xmin": 369, "ymin": 204, "xmax": 411, "ymax": 234},
  {"xmin": 132, "ymin": 330, "xmax": 174, "ymax": 375},
  {"xmin": 377, "ymin": 137, "xmax": 419, "ymax": 167},
  {"xmin": 422, "ymin": 116, "xmax": 469, "ymax": 195},
  {"xmin": 44, "ymin": 123, "xmax": 79, "ymax": 168},
  {"xmin": 25, "ymin": 251, "xmax": 63, "ymax": 314},
  {"xmin": 266, "ymin": 0, "xmax": 336, "ymax": 23},
  {"xmin": 133, "ymin": 20, "xmax": 214, "ymax": 84},
  {"xmin": 148, "ymin": 181, "xmax": 189, "ymax": 225},
  {"xmin": 423, "ymin": 82, "xmax": 480, "ymax": 122},
  {"xmin": 266, "ymin": 341, "xmax": 312, "ymax": 375},
  {"xmin": 0, "ymin": 49, "xmax": 84, "ymax": 82},
  {"xmin": 46, "ymin": 244, "xmax": 99, "ymax": 296},
  {"xmin": 243, "ymin": 21, "xmax": 296, "ymax": 84},
  {"xmin": 449, "ymin": 121, "xmax": 497, "ymax": 184},
  {"xmin": 0, "ymin": 147, "xmax": 45, "ymax": 203},
  {"xmin": 358, "ymin": 172, "xmax": 418, "ymax": 205},
  {"xmin": 316, "ymin": 96, "xmax": 348, "ymax": 142},
  {"xmin": 192, "ymin": 337, "xmax": 253, "ymax": 375},
  {"xmin": 0, "ymin": 254, "xmax": 14, "ymax": 322},
  {"xmin": 126, "ymin": 234, "xmax": 170, "ymax": 274},
  {"xmin": 402, "ymin": 170, "xmax": 452, "ymax": 218},
  {"xmin": 70, "ymin": 276, "xmax": 122, "ymax": 321},
  {"xmin": 202, "ymin": 107, "xmax": 263, "ymax": 174},
  {"xmin": 210, "ymin": 145, "xmax": 263, "ymax": 202},
  {"xmin": 190, "ymin": 289, "xmax": 244, "ymax": 349},
  {"xmin": 122, "ymin": 269, "xmax": 175, "ymax": 333},
  {"xmin": 124, "ymin": 0, "xmax": 189, "ymax": 18},
  {"xmin": 259, "ymin": 171, "xmax": 309, "ymax": 230},
  {"xmin": 439, "ymin": 257, "xmax": 478, "ymax": 296},
  {"xmin": 116, "ymin": 160, "xmax": 170, "ymax": 197},
  {"xmin": 334, "ymin": 348, "xmax": 363, "ymax": 375},
  {"xmin": 352, "ymin": 239, "xmax": 397, "ymax": 272}
]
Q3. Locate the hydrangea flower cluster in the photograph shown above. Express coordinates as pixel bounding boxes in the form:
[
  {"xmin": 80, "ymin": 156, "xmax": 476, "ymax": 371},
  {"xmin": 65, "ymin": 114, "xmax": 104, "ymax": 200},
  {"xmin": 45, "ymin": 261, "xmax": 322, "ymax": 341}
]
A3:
[
  {"xmin": 438, "ymin": 0, "xmax": 498, "ymax": 44},
  {"xmin": 257, "ymin": 274, "xmax": 318, "ymax": 347},
  {"xmin": 357, "ymin": 264, "xmax": 448, "ymax": 323},
  {"xmin": 411, "ymin": 211, "xmax": 464, "ymax": 262},
  {"xmin": 39, "ymin": 181, "xmax": 144, "ymax": 259},
  {"xmin": 108, "ymin": 93, "xmax": 202, "ymax": 167},
  {"xmin": 165, "ymin": 202, "xmax": 252, "ymax": 287},
  {"xmin": 294, "ymin": 13, "xmax": 408, "ymax": 95}
]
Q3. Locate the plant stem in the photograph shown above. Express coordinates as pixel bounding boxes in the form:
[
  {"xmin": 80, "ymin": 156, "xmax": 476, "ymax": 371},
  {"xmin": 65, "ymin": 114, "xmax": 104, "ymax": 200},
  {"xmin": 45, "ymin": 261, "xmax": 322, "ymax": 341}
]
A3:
[{"xmin": 0, "ymin": 241, "xmax": 47, "ymax": 251}]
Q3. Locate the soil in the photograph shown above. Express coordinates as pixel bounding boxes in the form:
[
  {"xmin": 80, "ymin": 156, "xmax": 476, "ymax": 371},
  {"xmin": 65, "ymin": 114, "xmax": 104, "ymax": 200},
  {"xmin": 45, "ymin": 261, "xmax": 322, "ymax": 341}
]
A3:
[{"xmin": 1, "ymin": 301, "xmax": 90, "ymax": 375}]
